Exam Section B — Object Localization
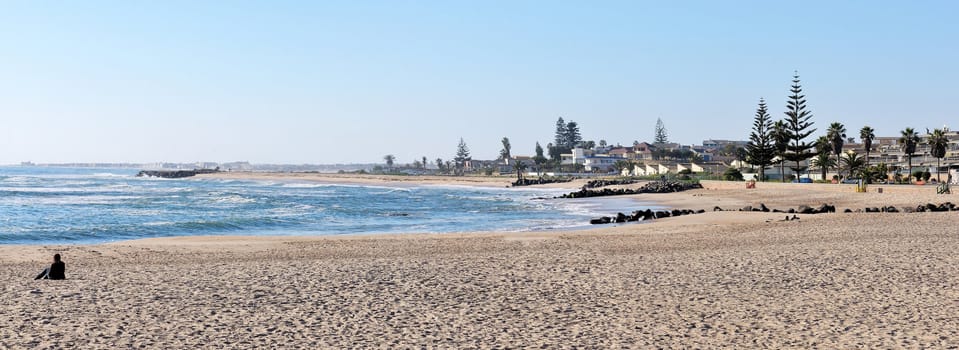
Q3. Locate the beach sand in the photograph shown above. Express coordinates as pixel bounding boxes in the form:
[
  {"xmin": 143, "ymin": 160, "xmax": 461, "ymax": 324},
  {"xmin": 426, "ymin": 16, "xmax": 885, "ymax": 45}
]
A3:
[{"xmin": 3, "ymin": 176, "xmax": 959, "ymax": 348}]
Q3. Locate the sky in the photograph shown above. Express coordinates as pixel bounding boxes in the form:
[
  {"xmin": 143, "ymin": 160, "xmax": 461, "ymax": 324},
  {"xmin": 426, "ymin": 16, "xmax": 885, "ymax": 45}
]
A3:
[{"xmin": 1, "ymin": 1, "xmax": 957, "ymax": 164}]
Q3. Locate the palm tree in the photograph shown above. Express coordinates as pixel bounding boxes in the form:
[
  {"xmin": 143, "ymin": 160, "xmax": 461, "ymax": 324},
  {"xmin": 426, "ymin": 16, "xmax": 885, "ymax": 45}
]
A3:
[
  {"xmin": 841, "ymin": 152, "xmax": 866, "ymax": 178},
  {"xmin": 613, "ymin": 160, "xmax": 633, "ymax": 175},
  {"xmin": 383, "ymin": 154, "xmax": 396, "ymax": 171},
  {"xmin": 827, "ymin": 122, "xmax": 847, "ymax": 177},
  {"xmin": 513, "ymin": 160, "xmax": 528, "ymax": 182},
  {"xmin": 860, "ymin": 126, "xmax": 875, "ymax": 166},
  {"xmin": 810, "ymin": 152, "xmax": 836, "ymax": 181},
  {"xmin": 898, "ymin": 128, "xmax": 921, "ymax": 182},
  {"xmin": 772, "ymin": 120, "xmax": 789, "ymax": 182},
  {"xmin": 814, "ymin": 135, "xmax": 832, "ymax": 180},
  {"xmin": 927, "ymin": 128, "xmax": 949, "ymax": 182}
]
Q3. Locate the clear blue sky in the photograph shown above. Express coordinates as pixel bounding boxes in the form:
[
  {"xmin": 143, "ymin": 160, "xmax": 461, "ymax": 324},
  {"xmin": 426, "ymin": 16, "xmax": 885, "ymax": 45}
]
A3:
[{"xmin": 1, "ymin": 1, "xmax": 956, "ymax": 164}]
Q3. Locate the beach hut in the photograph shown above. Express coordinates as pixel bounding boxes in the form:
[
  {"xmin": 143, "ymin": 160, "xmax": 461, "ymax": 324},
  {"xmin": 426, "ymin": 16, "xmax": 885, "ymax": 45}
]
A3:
[
  {"xmin": 632, "ymin": 164, "xmax": 647, "ymax": 176},
  {"xmin": 646, "ymin": 164, "xmax": 658, "ymax": 175}
]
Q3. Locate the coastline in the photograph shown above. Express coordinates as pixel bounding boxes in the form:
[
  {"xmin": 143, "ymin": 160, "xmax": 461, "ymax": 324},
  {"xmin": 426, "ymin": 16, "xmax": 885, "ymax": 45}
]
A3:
[{"xmin": 4, "ymin": 175, "xmax": 959, "ymax": 347}]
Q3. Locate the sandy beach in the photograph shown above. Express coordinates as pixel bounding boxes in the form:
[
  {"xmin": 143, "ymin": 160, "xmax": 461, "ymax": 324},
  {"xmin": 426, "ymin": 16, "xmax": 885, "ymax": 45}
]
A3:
[{"xmin": 3, "ymin": 176, "xmax": 959, "ymax": 348}]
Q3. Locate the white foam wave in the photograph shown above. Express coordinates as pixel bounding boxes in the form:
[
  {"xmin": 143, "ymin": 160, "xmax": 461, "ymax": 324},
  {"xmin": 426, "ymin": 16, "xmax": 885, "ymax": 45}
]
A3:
[
  {"xmin": 280, "ymin": 183, "xmax": 329, "ymax": 188},
  {"xmin": 213, "ymin": 195, "xmax": 256, "ymax": 204},
  {"xmin": 92, "ymin": 172, "xmax": 131, "ymax": 178}
]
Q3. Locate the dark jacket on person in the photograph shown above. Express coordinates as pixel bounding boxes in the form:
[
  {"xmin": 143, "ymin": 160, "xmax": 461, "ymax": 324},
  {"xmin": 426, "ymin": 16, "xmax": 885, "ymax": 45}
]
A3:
[{"xmin": 48, "ymin": 261, "xmax": 65, "ymax": 280}]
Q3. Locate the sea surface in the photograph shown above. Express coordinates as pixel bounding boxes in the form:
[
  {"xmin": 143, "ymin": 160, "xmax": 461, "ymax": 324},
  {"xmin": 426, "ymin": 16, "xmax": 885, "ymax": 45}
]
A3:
[{"xmin": 0, "ymin": 167, "xmax": 639, "ymax": 244}]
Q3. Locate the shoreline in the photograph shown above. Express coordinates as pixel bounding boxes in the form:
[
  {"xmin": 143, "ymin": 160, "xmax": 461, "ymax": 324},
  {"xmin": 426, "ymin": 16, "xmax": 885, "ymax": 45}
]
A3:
[
  {"xmin": 4, "ymin": 175, "xmax": 959, "ymax": 347},
  {"xmin": 5, "ymin": 211, "xmax": 958, "ymax": 347}
]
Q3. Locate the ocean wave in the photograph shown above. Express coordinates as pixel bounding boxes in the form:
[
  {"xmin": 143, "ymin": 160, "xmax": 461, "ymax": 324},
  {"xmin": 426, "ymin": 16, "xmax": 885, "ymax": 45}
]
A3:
[
  {"xmin": 92, "ymin": 172, "xmax": 132, "ymax": 178},
  {"xmin": 0, "ymin": 167, "xmax": 624, "ymax": 244},
  {"xmin": 280, "ymin": 183, "xmax": 330, "ymax": 188},
  {"xmin": 211, "ymin": 195, "xmax": 256, "ymax": 204}
]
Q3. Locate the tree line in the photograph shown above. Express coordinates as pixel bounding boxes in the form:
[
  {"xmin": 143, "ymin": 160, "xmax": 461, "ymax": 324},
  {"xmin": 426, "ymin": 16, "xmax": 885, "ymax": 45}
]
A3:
[{"xmin": 745, "ymin": 72, "xmax": 951, "ymax": 183}]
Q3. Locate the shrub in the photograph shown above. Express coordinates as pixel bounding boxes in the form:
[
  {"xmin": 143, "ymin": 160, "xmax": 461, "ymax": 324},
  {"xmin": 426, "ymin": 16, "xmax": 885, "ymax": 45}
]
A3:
[{"xmin": 723, "ymin": 167, "xmax": 744, "ymax": 181}]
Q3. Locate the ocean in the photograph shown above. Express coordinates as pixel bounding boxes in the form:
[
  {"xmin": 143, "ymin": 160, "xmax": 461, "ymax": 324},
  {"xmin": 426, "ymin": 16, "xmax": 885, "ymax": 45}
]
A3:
[{"xmin": 0, "ymin": 167, "xmax": 634, "ymax": 244}]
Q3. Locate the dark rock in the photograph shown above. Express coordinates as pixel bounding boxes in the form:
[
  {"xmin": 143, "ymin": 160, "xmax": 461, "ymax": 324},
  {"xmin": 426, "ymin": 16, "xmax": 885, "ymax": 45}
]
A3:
[
  {"xmin": 590, "ymin": 218, "xmax": 606, "ymax": 225},
  {"xmin": 773, "ymin": 209, "xmax": 783, "ymax": 213},
  {"xmin": 642, "ymin": 209, "xmax": 655, "ymax": 221},
  {"xmin": 559, "ymin": 181, "xmax": 703, "ymax": 199},
  {"xmin": 136, "ymin": 168, "xmax": 219, "ymax": 178},
  {"xmin": 815, "ymin": 204, "xmax": 835, "ymax": 213},
  {"xmin": 885, "ymin": 206, "xmax": 899, "ymax": 213},
  {"xmin": 787, "ymin": 208, "xmax": 796, "ymax": 214},
  {"xmin": 759, "ymin": 203, "xmax": 770, "ymax": 212},
  {"xmin": 843, "ymin": 208, "xmax": 853, "ymax": 213},
  {"xmin": 615, "ymin": 212, "xmax": 627, "ymax": 223},
  {"xmin": 713, "ymin": 206, "xmax": 723, "ymax": 212},
  {"xmin": 513, "ymin": 177, "xmax": 574, "ymax": 187},
  {"xmin": 696, "ymin": 209, "xmax": 706, "ymax": 214},
  {"xmin": 798, "ymin": 205, "xmax": 815, "ymax": 214}
]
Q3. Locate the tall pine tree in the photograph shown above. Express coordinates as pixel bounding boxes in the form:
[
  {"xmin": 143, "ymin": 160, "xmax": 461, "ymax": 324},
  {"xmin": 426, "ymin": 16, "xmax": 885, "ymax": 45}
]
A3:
[
  {"xmin": 654, "ymin": 118, "xmax": 669, "ymax": 144},
  {"xmin": 554, "ymin": 117, "xmax": 567, "ymax": 148},
  {"xmin": 454, "ymin": 138, "xmax": 471, "ymax": 174},
  {"xmin": 772, "ymin": 120, "xmax": 789, "ymax": 182},
  {"xmin": 745, "ymin": 98, "xmax": 775, "ymax": 181},
  {"xmin": 564, "ymin": 122, "xmax": 582, "ymax": 149},
  {"xmin": 783, "ymin": 72, "xmax": 816, "ymax": 178}
]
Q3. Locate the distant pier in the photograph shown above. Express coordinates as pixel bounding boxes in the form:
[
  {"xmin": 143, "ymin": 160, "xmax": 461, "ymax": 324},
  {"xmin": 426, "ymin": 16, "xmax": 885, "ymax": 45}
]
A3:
[{"xmin": 136, "ymin": 168, "xmax": 220, "ymax": 179}]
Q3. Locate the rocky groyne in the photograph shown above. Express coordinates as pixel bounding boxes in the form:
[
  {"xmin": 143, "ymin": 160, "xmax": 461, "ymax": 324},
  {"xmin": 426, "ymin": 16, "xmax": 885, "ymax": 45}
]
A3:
[
  {"xmin": 589, "ymin": 208, "xmax": 705, "ymax": 225},
  {"xmin": 560, "ymin": 181, "xmax": 702, "ymax": 199},
  {"xmin": 583, "ymin": 178, "xmax": 639, "ymax": 189},
  {"xmin": 511, "ymin": 177, "xmax": 573, "ymax": 187},
  {"xmin": 136, "ymin": 169, "xmax": 220, "ymax": 179},
  {"xmin": 589, "ymin": 202, "xmax": 959, "ymax": 226},
  {"xmin": 714, "ymin": 202, "xmax": 959, "ymax": 214}
]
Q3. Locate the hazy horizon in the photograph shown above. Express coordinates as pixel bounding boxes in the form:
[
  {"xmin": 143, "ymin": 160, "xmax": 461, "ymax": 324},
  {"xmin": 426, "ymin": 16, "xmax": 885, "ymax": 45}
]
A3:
[{"xmin": 2, "ymin": 1, "xmax": 956, "ymax": 164}]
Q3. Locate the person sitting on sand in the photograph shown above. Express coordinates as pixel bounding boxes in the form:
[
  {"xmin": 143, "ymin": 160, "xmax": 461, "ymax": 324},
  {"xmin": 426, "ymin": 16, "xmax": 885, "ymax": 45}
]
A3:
[{"xmin": 34, "ymin": 254, "xmax": 65, "ymax": 280}]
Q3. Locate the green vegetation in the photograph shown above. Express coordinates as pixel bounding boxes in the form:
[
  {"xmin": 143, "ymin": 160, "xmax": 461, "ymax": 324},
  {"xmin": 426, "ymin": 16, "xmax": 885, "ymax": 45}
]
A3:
[
  {"xmin": 810, "ymin": 151, "xmax": 835, "ymax": 182},
  {"xmin": 547, "ymin": 117, "xmax": 584, "ymax": 168},
  {"xmin": 499, "ymin": 137, "xmax": 511, "ymax": 160},
  {"xmin": 860, "ymin": 126, "xmax": 875, "ymax": 166},
  {"xmin": 454, "ymin": 138, "xmax": 471, "ymax": 175},
  {"xmin": 723, "ymin": 167, "xmax": 744, "ymax": 181},
  {"xmin": 783, "ymin": 73, "xmax": 817, "ymax": 177},
  {"xmin": 383, "ymin": 154, "xmax": 395, "ymax": 171},
  {"xmin": 927, "ymin": 128, "xmax": 949, "ymax": 182},
  {"xmin": 772, "ymin": 120, "xmax": 789, "ymax": 182},
  {"xmin": 745, "ymin": 98, "xmax": 775, "ymax": 182},
  {"xmin": 898, "ymin": 128, "xmax": 920, "ymax": 182},
  {"xmin": 841, "ymin": 152, "xmax": 865, "ymax": 178},
  {"xmin": 827, "ymin": 122, "xmax": 847, "ymax": 176},
  {"xmin": 654, "ymin": 118, "xmax": 669, "ymax": 144}
]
